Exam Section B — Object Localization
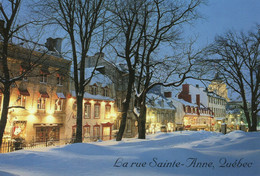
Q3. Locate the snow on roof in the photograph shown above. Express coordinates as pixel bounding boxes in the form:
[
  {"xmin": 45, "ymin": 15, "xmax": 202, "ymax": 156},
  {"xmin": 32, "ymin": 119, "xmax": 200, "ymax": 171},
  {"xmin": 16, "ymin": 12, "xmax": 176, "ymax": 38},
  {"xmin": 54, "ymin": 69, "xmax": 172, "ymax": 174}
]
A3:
[
  {"xmin": 170, "ymin": 96, "xmax": 198, "ymax": 107},
  {"xmin": 207, "ymin": 91, "xmax": 226, "ymax": 100},
  {"xmin": 146, "ymin": 93, "xmax": 176, "ymax": 110},
  {"xmin": 85, "ymin": 67, "xmax": 112, "ymax": 87},
  {"xmin": 71, "ymin": 91, "xmax": 114, "ymax": 101}
]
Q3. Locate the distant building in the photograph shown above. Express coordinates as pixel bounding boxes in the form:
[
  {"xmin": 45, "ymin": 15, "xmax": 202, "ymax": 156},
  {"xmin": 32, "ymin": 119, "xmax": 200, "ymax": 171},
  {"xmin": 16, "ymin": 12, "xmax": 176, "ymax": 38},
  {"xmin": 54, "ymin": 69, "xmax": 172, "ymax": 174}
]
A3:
[
  {"xmin": 146, "ymin": 93, "xmax": 176, "ymax": 133},
  {"xmin": 226, "ymin": 101, "xmax": 248, "ymax": 131},
  {"xmin": 178, "ymin": 84, "xmax": 214, "ymax": 130},
  {"xmin": 208, "ymin": 73, "xmax": 229, "ymax": 101}
]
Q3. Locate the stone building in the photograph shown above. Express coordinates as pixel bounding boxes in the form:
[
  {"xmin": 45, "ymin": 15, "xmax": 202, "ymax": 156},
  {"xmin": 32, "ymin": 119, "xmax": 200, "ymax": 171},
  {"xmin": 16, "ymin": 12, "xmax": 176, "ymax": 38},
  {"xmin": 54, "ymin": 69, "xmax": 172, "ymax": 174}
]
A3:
[
  {"xmin": 146, "ymin": 93, "xmax": 176, "ymax": 133},
  {"xmin": 0, "ymin": 41, "xmax": 71, "ymax": 143},
  {"xmin": 83, "ymin": 53, "xmax": 137, "ymax": 138},
  {"xmin": 64, "ymin": 68, "xmax": 116, "ymax": 141}
]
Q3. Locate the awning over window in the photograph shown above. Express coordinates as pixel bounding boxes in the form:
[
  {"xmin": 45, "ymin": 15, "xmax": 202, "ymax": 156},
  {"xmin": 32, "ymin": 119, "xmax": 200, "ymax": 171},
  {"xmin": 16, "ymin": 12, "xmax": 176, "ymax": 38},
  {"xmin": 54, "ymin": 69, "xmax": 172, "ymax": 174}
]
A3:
[
  {"xmin": 40, "ymin": 91, "xmax": 49, "ymax": 98},
  {"xmin": 40, "ymin": 68, "xmax": 50, "ymax": 75},
  {"xmin": 56, "ymin": 92, "xmax": 66, "ymax": 99},
  {"xmin": 18, "ymin": 88, "xmax": 30, "ymax": 96}
]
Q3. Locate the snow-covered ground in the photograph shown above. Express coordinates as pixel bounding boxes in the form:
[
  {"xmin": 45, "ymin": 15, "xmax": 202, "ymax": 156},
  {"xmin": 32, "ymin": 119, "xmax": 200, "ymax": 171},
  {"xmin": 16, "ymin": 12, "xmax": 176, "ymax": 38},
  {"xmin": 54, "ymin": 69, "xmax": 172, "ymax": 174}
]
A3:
[{"xmin": 0, "ymin": 131, "xmax": 259, "ymax": 176}]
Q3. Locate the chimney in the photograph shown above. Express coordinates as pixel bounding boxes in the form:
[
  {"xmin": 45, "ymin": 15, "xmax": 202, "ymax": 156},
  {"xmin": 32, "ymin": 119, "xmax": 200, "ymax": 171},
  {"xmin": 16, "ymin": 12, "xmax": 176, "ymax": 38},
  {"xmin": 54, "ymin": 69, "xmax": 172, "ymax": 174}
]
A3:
[
  {"xmin": 54, "ymin": 38, "xmax": 62, "ymax": 53},
  {"xmin": 196, "ymin": 84, "xmax": 199, "ymax": 88},
  {"xmin": 164, "ymin": 92, "xmax": 172, "ymax": 98},
  {"xmin": 45, "ymin": 37, "xmax": 62, "ymax": 53}
]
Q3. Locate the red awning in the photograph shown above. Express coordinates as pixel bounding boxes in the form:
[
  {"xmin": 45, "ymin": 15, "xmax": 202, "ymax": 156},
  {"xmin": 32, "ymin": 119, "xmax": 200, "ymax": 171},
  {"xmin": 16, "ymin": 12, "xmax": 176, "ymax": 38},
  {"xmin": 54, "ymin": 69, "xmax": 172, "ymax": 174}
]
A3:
[
  {"xmin": 18, "ymin": 88, "xmax": 30, "ymax": 96},
  {"xmin": 40, "ymin": 91, "xmax": 49, "ymax": 98}
]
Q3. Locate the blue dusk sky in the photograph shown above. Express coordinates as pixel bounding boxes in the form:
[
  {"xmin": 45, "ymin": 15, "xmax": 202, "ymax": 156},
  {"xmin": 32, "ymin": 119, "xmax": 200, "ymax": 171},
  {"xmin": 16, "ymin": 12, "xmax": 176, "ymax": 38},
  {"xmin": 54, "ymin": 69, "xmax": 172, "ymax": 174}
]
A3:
[
  {"xmin": 179, "ymin": 0, "xmax": 260, "ymax": 99},
  {"xmin": 185, "ymin": 0, "xmax": 260, "ymax": 48}
]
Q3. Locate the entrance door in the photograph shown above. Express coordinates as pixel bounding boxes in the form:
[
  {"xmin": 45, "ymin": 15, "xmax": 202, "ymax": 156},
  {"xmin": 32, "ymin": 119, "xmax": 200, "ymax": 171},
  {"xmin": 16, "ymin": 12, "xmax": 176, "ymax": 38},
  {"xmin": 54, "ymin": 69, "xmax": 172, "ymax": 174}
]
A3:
[
  {"xmin": 36, "ymin": 127, "xmax": 60, "ymax": 142},
  {"xmin": 102, "ymin": 127, "xmax": 111, "ymax": 141}
]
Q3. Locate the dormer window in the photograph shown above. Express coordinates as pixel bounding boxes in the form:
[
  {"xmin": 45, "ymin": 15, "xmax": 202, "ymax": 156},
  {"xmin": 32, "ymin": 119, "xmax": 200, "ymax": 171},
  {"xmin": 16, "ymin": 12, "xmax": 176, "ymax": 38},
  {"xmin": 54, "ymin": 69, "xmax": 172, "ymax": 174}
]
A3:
[
  {"xmin": 91, "ymin": 85, "xmax": 97, "ymax": 95},
  {"xmin": 103, "ymin": 87, "xmax": 109, "ymax": 97}
]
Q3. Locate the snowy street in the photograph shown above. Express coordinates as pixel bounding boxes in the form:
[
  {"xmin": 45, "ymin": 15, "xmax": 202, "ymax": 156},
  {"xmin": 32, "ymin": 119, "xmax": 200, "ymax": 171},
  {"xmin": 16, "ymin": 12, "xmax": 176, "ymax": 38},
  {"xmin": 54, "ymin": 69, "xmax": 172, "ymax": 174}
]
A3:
[{"xmin": 0, "ymin": 131, "xmax": 259, "ymax": 176}]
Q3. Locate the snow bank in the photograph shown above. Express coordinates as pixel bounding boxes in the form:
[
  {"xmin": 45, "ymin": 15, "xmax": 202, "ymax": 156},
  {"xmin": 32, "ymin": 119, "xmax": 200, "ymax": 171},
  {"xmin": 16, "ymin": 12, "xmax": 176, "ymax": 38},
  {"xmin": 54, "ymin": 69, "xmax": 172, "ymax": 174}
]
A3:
[{"xmin": 0, "ymin": 131, "xmax": 259, "ymax": 176}]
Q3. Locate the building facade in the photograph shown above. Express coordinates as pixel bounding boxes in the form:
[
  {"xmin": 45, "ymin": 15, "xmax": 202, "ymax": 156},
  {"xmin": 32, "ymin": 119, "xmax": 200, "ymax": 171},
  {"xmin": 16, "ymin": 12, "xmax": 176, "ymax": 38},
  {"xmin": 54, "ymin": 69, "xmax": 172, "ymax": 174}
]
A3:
[
  {"xmin": 178, "ymin": 84, "xmax": 214, "ymax": 130},
  {"xmin": 64, "ymin": 68, "xmax": 116, "ymax": 141},
  {"xmin": 0, "ymin": 42, "xmax": 71, "ymax": 144},
  {"xmin": 83, "ymin": 53, "xmax": 137, "ymax": 138},
  {"xmin": 146, "ymin": 93, "xmax": 176, "ymax": 133}
]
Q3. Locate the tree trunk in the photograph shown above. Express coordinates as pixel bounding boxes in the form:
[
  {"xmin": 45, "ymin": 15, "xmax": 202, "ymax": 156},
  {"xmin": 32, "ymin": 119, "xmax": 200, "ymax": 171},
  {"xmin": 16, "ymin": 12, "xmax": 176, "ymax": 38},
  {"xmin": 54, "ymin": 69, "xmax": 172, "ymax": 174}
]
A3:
[
  {"xmin": 75, "ymin": 95, "xmax": 83, "ymax": 143},
  {"xmin": 116, "ymin": 71, "xmax": 135, "ymax": 141},
  {"xmin": 249, "ymin": 113, "xmax": 257, "ymax": 132},
  {"xmin": 0, "ymin": 86, "xmax": 11, "ymax": 148},
  {"xmin": 138, "ymin": 104, "xmax": 146, "ymax": 139}
]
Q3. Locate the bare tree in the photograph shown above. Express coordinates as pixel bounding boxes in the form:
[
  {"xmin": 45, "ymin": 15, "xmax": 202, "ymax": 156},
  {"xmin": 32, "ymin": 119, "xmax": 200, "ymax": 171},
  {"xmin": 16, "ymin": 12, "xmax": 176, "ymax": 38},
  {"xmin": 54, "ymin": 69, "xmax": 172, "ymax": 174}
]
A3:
[
  {"xmin": 207, "ymin": 26, "xmax": 260, "ymax": 131},
  {"xmin": 0, "ymin": 0, "xmax": 49, "ymax": 148},
  {"xmin": 36, "ymin": 0, "xmax": 111, "ymax": 143},
  {"xmin": 109, "ymin": 0, "xmax": 204, "ymax": 140}
]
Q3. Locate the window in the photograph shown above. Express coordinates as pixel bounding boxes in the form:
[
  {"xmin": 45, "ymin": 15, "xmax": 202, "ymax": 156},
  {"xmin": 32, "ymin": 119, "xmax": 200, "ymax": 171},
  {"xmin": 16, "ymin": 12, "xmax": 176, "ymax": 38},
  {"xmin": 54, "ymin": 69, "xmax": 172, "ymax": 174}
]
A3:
[
  {"xmin": 37, "ymin": 98, "xmax": 46, "ymax": 110},
  {"xmin": 94, "ymin": 104, "xmax": 100, "ymax": 119},
  {"xmin": 40, "ymin": 69, "xmax": 49, "ymax": 83},
  {"xmin": 40, "ymin": 74, "xmax": 47, "ymax": 83},
  {"xmin": 103, "ymin": 88, "xmax": 109, "ymax": 97},
  {"xmin": 55, "ymin": 99, "xmax": 64, "ymax": 111},
  {"xmin": 57, "ymin": 74, "xmax": 63, "ymax": 86},
  {"xmin": 91, "ymin": 86, "xmax": 97, "ymax": 95},
  {"xmin": 84, "ymin": 103, "xmax": 91, "ymax": 119},
  {"xmin": 17, "ymin": 95, "xmax": 26, "ymax": 107},
  {"xmin": 83, "ymin": 125, "xmax": 90, "ymax": 138},
  {"xmin": 105, "ymin": 105, "xmax": 111, "ymax": 119},
  {"xmin": 93, "ymin": 125, "xmax": 100, "ymax": 139},
  {"xmin": 36, "ymin": 127, "xmax": 60, "ymax": 142}
]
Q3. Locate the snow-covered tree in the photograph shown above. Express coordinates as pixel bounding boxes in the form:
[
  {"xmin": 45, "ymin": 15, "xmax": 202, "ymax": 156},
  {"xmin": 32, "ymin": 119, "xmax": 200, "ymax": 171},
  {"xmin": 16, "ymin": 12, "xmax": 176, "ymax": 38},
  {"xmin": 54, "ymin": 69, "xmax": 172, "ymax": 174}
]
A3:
[{"xmin": 109, "ymin": 0, "xmax": 204, "ymax": 140}]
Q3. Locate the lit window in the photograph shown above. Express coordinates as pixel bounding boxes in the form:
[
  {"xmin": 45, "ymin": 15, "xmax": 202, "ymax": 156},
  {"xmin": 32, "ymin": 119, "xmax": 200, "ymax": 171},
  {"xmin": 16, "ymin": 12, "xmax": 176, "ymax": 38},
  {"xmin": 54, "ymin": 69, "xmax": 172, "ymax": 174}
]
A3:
[
  {"xmin": 55, "ymin": 99, "xmax": 63, "ymax": 111},
  {"xmin": 37, "ymin": 98, "xmax": 46, "ymax": 110},
  {"xmin": 93, "ymin": 126, "xmax": 100, "ymax": 139},
  {"xmin": 17, "ymin": 95, "xmax": 26, "ymax": 107},
  {"xmin": 84, "ymin": 103, "xmax": 91, "ymax": 119},
  {"xmin": 94, "ymin": 104, "xmax": 100, "ymax": 119},
  {"xmin": 105, "ymin": 105, "xmax": 111, "ymax": 119},
  {"xmin": 83, "ymin": 126, "xmax": 90, "ymax": 138}
]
